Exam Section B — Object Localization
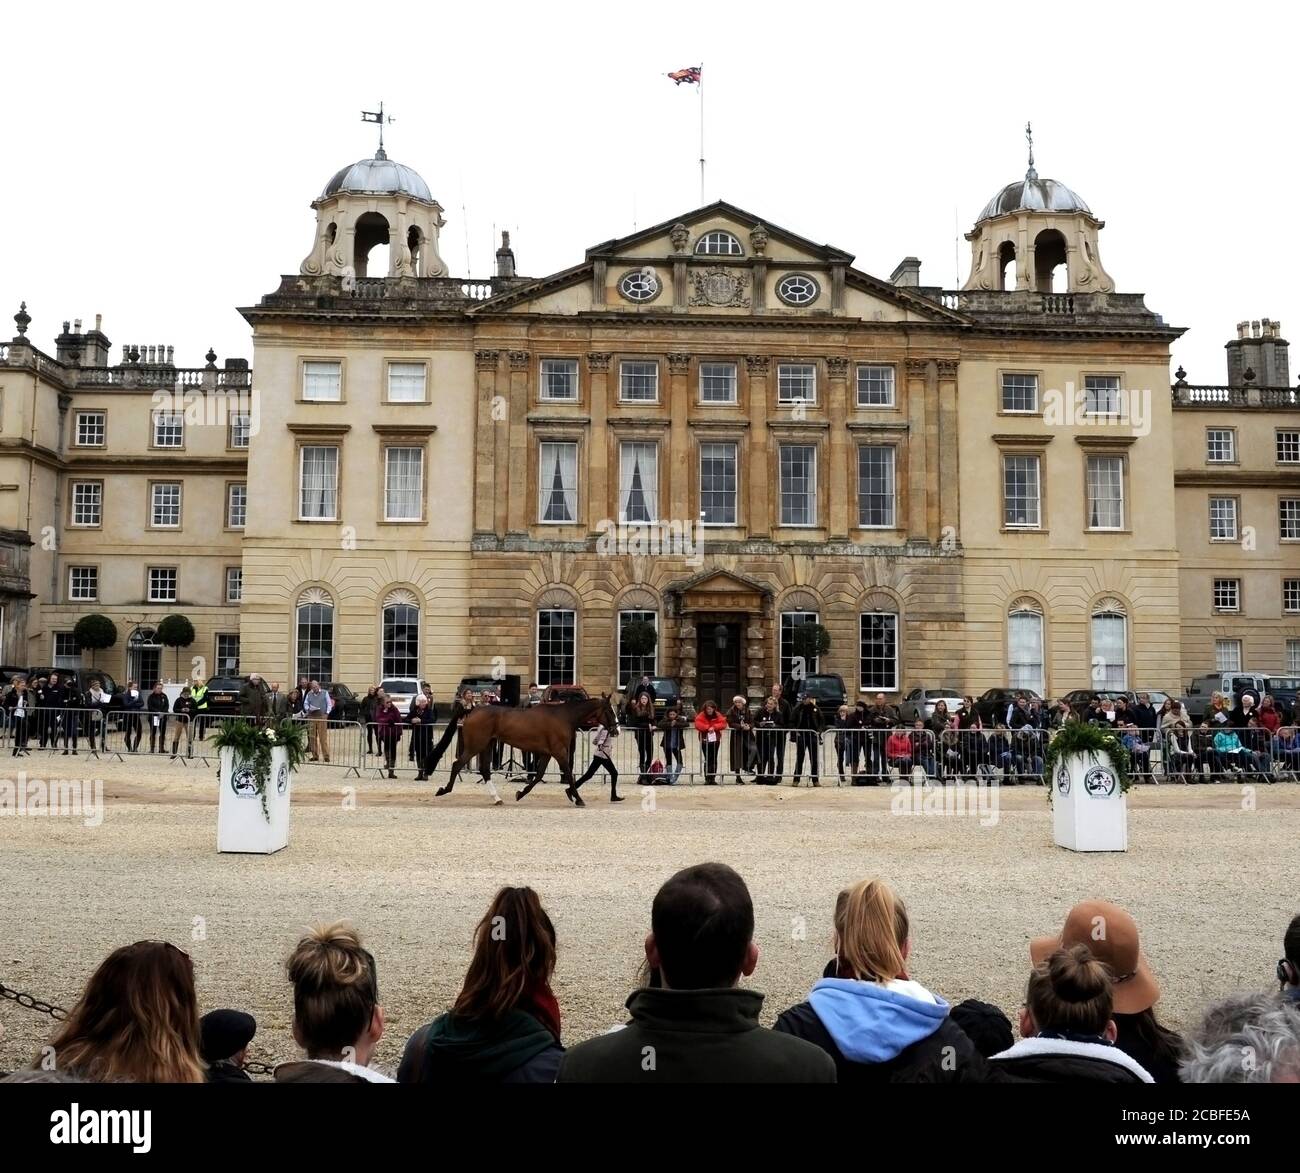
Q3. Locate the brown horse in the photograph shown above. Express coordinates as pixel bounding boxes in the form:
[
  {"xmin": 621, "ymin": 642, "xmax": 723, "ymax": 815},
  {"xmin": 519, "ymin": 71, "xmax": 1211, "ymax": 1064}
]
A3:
[{"xmin": 434, "ymin": 695, "xmax": 618, "ymax": 807}]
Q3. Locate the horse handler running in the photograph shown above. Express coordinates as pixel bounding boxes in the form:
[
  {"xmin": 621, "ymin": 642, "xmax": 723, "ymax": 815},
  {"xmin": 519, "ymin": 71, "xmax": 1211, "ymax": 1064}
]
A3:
[{"xmin": 571, "ymin": 722, "xmax": 625, "ymax": 803}]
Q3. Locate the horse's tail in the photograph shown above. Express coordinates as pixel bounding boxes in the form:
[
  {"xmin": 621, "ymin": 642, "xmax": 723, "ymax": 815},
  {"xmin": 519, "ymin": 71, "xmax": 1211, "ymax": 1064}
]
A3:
[{"xmin": 425, "ymin": 701, "xmax": 465, "ymax": 771}]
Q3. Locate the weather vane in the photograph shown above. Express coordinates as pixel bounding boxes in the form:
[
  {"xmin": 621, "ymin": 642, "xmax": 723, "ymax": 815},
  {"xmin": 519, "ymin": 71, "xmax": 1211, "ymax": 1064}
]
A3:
[
  {"xmin": 1025, "ymin": 120, "xmax": 1036, "ymax": 179},
  {"xmin": 361, "ymin": 102, "xmax": 395, "ymax": 159}
]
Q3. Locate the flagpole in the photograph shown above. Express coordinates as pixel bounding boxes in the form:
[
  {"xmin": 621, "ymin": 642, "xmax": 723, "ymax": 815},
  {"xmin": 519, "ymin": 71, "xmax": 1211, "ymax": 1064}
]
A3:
[{"xmin": 698, "ymin": 63, "xmax": 705, "ymax": 205}]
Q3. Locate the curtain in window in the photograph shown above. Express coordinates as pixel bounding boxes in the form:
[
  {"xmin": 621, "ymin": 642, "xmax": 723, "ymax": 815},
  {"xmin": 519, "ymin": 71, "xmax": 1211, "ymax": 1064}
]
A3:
[
  {"xmin": 1090, "ymin": 613, "xmax": 1127, "ymax": 689},
  {"xmin": 1007, "ymin": 611, "xmax": 1044, "ymax": 693},
  {"xmin": 300, "ymin": 447, "xmax": 338, "ymax": 519},
  {"xmin": 540, "ymin": 443, "xmax": 577, "ymax": 522},
  {"xmin": 385, "ymin": 448, "xmax": 422, "ymax": 519},
  {"xmin": 619, "ymin": 442, "xmax": 658, "ymax": 522}
]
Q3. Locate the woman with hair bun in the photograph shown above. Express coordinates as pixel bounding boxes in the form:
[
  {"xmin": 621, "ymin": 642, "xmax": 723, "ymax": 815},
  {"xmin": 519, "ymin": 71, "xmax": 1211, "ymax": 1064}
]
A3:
[
  {"xmin": 988, "ymin": 944, "xmax": 1155, "ymax": 1082},
  {"xmin": 773, "ymin": 879, "xmax": 986, "ymax": 1082},
  {"xmin": 275, "ymin": 922, "xmax": 393, "ymax": 1082},
  {"xmin": 398, "ymin": 886, "xmax": 564, "ymax": 1083}
]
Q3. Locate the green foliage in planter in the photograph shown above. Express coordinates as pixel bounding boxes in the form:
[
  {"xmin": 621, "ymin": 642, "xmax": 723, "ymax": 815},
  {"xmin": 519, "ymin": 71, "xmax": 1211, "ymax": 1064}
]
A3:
[
  {"xmin": 1042, "ymin": 718, "xmax": 1132, "ymax": 804},
  {"xmin": 212, "ymin": 717, "xmax": 308, "ymax": 820}
]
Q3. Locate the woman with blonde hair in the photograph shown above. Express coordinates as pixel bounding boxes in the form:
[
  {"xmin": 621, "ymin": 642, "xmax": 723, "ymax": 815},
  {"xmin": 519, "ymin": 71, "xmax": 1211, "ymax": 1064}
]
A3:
[
  {"xmin": 41, "ymin": 941, "xmax": 205, "ymax": 1083},
  {"xmin": 274, "ymin": 921, "xmax": 393, "ymax": 1082},
  {"xmin": 398, "ymin": 886, "xmax": 563, "ymax": 1083},
  {"xmin": 773, "ymin": 879, "xmax": 984, "ymax": 1081}
]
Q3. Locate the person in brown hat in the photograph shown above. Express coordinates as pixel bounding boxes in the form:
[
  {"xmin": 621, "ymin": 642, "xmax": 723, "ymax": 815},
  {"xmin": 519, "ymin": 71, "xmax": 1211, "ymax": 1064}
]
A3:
[{"xmin": 1030, "ymin": 900, "xmax": 1185, "ymax": 1083}]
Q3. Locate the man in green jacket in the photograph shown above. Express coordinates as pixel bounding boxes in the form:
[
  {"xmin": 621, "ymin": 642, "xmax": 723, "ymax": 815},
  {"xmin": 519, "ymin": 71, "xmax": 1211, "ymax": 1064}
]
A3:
[
  {"xmin": 557, "ymin": 862, "xmax": 835, "ymax": 1083},
  {"xmin": 238, "ymin": 673, "xmax": 269, "ymax": 721}
]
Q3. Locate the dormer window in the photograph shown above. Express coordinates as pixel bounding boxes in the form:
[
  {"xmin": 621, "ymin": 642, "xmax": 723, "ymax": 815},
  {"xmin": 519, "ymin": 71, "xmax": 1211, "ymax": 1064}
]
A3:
[{"xmin": 694, "ymin": 231, "xmax": 743, "ymax": 257}]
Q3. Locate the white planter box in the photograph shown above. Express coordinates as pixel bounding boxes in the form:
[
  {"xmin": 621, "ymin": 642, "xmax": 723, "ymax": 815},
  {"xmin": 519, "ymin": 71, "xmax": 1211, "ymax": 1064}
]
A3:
[
  {"xmin": 1051, "ymin": 750, "xmax": 1127, "ymax": 852},
  {"xmin": 217, "ymin": 745, "xmax": 292, "ymax": 855}
]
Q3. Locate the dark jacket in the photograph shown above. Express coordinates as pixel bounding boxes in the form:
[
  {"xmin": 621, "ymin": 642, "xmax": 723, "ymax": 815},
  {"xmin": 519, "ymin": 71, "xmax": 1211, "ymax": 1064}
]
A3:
[
  {"xmin": 773, "ymin": 977, "xmax": 987, "ymax": 1083},
  {"xmin": 173, "ymin": 695, "xmax": 198, "ymax": 720},
  {"xmin": 1112, "ymin": 1013, "xmax": 1185, "ymax": 1084},
  {"xmin": 793, "ymin": 701, "xmax": 823, "ymax": 733},
  {"xmin": 205, "ymin": 1060, "xmax": 253, "ymax": 1084},
  {"xmin": 557, "ymin": 987, "xmax": 835, "ymax": 1084},
  {"xmin": 146, "ymin": 691, "xmax": 170, "ymax": 714},
  {"xmin": 989, "ymin": 1035, "xmax": 1154, "ymax": 1083},
  {"xmin": 397, "ymin": 1012, "xmax": 563, "ymax": 1084},
  {"xmin": 238, "ymin": 680, "xmax": 268, "ymax": 718},
  {"xmin": 375, "ymin": 704, "xmax": 404, "ymax": 739},
  {"xmin": 120, "ymin": 688, "xmax": 144, "ymax": 713}
]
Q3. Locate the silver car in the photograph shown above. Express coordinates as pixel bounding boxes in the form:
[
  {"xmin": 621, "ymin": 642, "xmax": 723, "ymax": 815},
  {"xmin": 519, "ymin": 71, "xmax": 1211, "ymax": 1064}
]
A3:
[{"xmin": 898, "ymin": 687, "xmax": 966, "ymax": 723}]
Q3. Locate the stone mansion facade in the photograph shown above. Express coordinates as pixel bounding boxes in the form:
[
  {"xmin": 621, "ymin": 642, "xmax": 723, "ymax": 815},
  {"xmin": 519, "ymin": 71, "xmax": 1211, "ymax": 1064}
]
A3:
[{"xmin": 2, "ymin": 146, "xmax": 1297, "ymax": 701}]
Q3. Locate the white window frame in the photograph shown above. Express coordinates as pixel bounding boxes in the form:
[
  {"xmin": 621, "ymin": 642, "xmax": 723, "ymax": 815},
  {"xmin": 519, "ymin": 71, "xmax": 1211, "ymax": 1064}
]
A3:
[
  {"xmin": 74, "ymin": 410, "xmax": 106, "ymax": 447},
  {"xmin": 1002, "ymin": 454, "xmax": 1042, "ymax": 529},
  {"xmin": 1215, "ymin": 639, "xmax": 1243, "ymax": 673},
  {"xmin": 699, "ymin": 441, "xmax": 738, "ymax": 527},
  {"xmin": 151, "ymin": 411, "xmax": 184, "ymax": 448},
  {"xmin": 227, "ymin": 482, "xmax": 247, "ymax": 529},
  {"xmin": 1213, "ymin": 578, "xmax": 1240, "ymax": 613},
  {"xmin": 777, "ymin": 363, "xmax": 817, "ymax": 406},
  {"xmin": 1281, "ymin": 498, "xmax": 1300, "ymax": 542},
  {"xmin": 856, "ymin": 365, "xmax": 895, "ymax": 408},
  {"xmin": 779, "ymin": 611, "xmax": 820, "ymax": 683},
  {"xmin": 229, "ymin": 413, "xmax": 251, "ymax": 449},
  {"xmin": 1090, "ymin": 611, "xmax": 1128, "ymax": 689},
  {"xmin": 535, "ymin": 608, "xmax": 576, "ymax": 686},
  {"xmin": 1288, "ymin": 640, "xmax": 1300, "ymax": 676},
  {"xmin": 215, "ymin": 633, "xmax": 241, "ymax": 675},
  {"xmin": 1000, "ymin": 373, "xmax": 1039, "ymax": 414},
  {"xmin": 699, "ymin": 362, "xmax": 738, "ymax": 404},
  {"xmin": 68, "ymin": 566, "xmax": 98, "ymax": 603},
  {"xmin": 386, "ymin": 361, "xmax": 427, "ymax": 404},
  {"xmin": 225, "ymin": 566, "xmax": 243, "ymax": 604},
  {"xmin": 538, "ymin": 441, "xmax": 579, "ymax": 524},
  {"xmin": 1284, "ymin": 578, "xmax": 1300, "ymax": 614},
  {"xmin": 302, "ymin": 360, "xmax": 342, "ymax": 402},
  {"xmin": 617, "ymin": 441, "xmax": 659, "ymax": 523},
  {"xmin": 619, "ymin": 360, "xmax": 659, "ymax": 404},
  {"xmin": 1085, "ymin": 454, "xmax": 1125, "ymax": 531},
  {"xmin": 857, "ymin": 445, "xmax": 896, "ymax": 529},
  {"xmin": 53, "ymin": 633, "xmax": 82, "ymax": 670},
  {"xmin": 383, "ymin": 446, "xmax": 424, "ymax": 521},
  {"xmin": 617, "ymin": 610, "xmax": 658, "ymax": 687},
  {"xmin": 70, "ymin": 482, "xmax": 102, "ymax": 528},
  {"xmin": 1206, "ymin": 428, "xmax": 1236, "ymax": 464},
  {"xmin": 298, "ymin": 445, "xmax": 339, "ymax": 521},
  {"xmin": 539, "ymin": 359, "xmax": 579, "ymax": 403},
  {"xmin": 1083, "ymin": 374, "xmax": 1122, "ymax": 417},
  {"xmin": 779, "ymin": 443, "xmax": 818, "ymax": 527},
  {"xmin": 150, "ymin": 482, "xmax": 182, "ymax": 529},
  {"xmin": 859, "ymin": 612, "xmax": 899, "ymax": 692},
  {"xmin": 148, "ymin": 567, "xmax": 177, "ymax": 603},
  {"xmin": 694, "ymin": 231, "xmax": 743, "ymax": 256},
  {"xmin": 1209, "ymin": 496, "xmax": 1239, "ymax": 542},
  {"xmin": 1277, "ymin": 429, "xmax": 1300, "ymax": 465},
  {"xmin": 1008, "ymin": 609, "xmax": 1045, "ymax": 695}
]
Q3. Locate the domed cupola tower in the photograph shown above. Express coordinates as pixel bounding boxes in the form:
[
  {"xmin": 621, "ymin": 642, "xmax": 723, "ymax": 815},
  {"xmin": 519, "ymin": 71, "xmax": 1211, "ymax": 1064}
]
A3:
[
  {"xmin": 300, "ymin": 136, "xmax": 448, "ymax": 279},
  {"xmin": 963, "ymin": 124, "xmax": 1114, "ymax": 294}
]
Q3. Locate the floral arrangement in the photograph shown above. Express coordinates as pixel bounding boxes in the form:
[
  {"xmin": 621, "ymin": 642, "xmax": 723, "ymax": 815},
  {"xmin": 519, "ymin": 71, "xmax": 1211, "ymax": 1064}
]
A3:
[
  {"xmin": 211, "ymin": 718, "xmax": 308, "ymax": 819},
  {"xmin": 1042, "ymin": 718, "xmax": 1132, "ymax": 805}
]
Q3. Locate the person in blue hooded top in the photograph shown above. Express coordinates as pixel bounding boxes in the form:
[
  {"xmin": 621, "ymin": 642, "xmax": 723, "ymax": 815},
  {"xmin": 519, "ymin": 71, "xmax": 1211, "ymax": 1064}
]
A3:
[{"xmin": 773, "ymin": 879, "xmax": 989, "ymax": 1082}]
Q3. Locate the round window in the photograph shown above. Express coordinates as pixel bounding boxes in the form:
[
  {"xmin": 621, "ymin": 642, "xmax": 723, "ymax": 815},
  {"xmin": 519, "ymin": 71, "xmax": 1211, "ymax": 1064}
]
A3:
[
  {"xmin": 619, "ymin": 269, "xmax": 661, "ymax": 303},
  {"xmin": 777, "ymin": 274, "xmax": 820, "ymax": 306}
]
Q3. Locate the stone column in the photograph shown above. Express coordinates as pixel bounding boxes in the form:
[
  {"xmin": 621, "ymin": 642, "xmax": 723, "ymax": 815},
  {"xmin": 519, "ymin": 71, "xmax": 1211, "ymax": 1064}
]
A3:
[
  {"xmin": 506, "ymin": 351, "xmax": 530, "ymax": 534},
  {"xmin": 587, "ymin": 352, "xmax": 611, "ymax": 530},
  {"xmin": 474, "ymin": 350, "xmax": 501, "ymax": 535},
  {"xmin": 905, "ymin": 358, "xmax": 929, "ymax": 542},
  {"xmin": 924, "ymin": 361, "xmax": 941, "ymax": 543},
  {"xmin": 827, "ymin": 356, "xmax": 850, "ymax": 538},
  {"xmin": 680, "ymin": 617, "xmax": 698, "ymax": 704},
  {"xmin": 745, "ymin": 616, "xmax": 765, "ymax": 702},
  {"xmin": 667, "ymin": 353, "xmax": 691, "ymax": 519},
  {"xmin": 936, "ymin": 359, "xmax": 959, "ymax": 542},
  {"xmin": 745, "ymin": 355, "xmax": 771, "ymax": 537}
]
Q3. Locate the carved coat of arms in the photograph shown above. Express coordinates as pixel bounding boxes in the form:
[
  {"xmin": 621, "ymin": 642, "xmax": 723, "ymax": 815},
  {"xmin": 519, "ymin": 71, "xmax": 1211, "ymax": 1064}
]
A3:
[{"xmin": 690, "ymin": 268, "xmax": 750, "ymax": 308}]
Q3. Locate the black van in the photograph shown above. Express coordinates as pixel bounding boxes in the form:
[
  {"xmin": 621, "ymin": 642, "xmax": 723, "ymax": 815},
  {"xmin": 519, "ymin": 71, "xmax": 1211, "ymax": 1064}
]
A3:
[{"xmin": 792, "ymin": 673, "xmax": 848, "ymax": 719}]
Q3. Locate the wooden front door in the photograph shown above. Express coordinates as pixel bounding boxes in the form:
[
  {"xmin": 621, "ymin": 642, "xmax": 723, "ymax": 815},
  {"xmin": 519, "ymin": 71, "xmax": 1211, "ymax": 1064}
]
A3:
[{"xmin": 697, "ymin": 622, "xmax": 742, "ymax": 706}]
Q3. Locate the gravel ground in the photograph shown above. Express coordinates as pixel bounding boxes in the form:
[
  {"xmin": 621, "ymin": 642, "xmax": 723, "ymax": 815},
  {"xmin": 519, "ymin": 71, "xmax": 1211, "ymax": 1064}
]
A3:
[{"xmin": 0, "ymin": 754, "xmax": 1295, "ymax": 1075}]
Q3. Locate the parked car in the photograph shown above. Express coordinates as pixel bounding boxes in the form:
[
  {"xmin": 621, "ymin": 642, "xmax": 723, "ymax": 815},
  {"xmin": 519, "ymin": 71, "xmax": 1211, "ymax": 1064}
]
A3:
[
  {"xmin": 455, "ymin": 676, "xmax": 503, "ymax": 704},
  {"xmin": 642, "ymin": 676, "xmax": 690, "ymax": 718},
  {"xmin": 379, "ymin": 677, "xmax": 426, "ymax": 710},
  {"xmin": 24, "ymin": 667, "xmax": 119, "ymax": 701},
  {"xmin": 1061, "ymin": 688, "xmax": 1173, "ymax": 717},
  {"xmin": 0, "ymin": 665, "xmax": 30, "ymax": 687},
  {"xmin": 898, "ymin": 686, "xmax": 965, "ymax": 723},
  {"xmin": 542, "ymin": 684, "xmax": 589, "ymax": 705},
  {"xmin": 321, "ymin": 681, "xmax": 361, "ymax": 722},
  {"xmin": 1182, "ymin": 673, "xmax": 1298, "ymax": 723},
  {"xmin": 792, "ymin": 673, "xmax": 847, "ymax": 719},
  {"xmin": 203, "ymin": 675, "xmax": 247, "ymax": 717},
  {"xmin": 974, "ymin": 687, "xmax": 1043, "ymax": 725}
]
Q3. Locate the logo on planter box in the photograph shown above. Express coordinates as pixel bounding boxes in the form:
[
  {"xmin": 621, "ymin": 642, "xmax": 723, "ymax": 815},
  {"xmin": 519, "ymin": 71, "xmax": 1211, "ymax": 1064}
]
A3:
[
  {"xmin": 1056, "ymin": 764, "xmax": 1071, "ymax": 796},
  {"xmin": 1083, "ymin": 765, "xmax": 1117, "ymax": 798},
  {"xmin": 231, "ymin": 765, "xmax": 258, "ymax": 799},
  {"xmin": 276, "ymin": 762, "xmax": 289, "ymax": 795}
]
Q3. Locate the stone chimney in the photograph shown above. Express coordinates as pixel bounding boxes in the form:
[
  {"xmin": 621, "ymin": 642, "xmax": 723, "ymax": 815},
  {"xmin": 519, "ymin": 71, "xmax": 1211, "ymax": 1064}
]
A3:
[
  {"xmin": 1226, "ymin": 316, "xmax": 1290, "ymax": 386},
  {"xmin": 890, "ymin": 256, "xmax": 922, "ymax": 287},
  {"xmin": 495, "ymin": 230, "xmax": 516, "ymax": 279},
  {"xmin": 80, "ymin": 312, "xmax": 112, "ymax": 368}
]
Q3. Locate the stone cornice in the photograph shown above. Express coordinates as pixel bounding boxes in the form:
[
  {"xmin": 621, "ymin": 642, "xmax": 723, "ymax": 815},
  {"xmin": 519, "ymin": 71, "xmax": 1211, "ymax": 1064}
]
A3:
[
  {"xmin": 1175, "ymin": 470, "xmax": 1300, "ymax": 487},
  {"xmin": 286, "ymin": 422, "xmax": 352, "ymax": 436},
  {"xmin": 371, "ymin": 424, "xmax": 439, "ymax": 437}
]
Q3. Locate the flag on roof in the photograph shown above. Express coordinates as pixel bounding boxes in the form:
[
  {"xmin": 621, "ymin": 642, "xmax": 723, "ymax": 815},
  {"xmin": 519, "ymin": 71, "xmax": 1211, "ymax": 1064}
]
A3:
[{"xmin": 667, "ymin": 66, "xmax": 702, "ymax": 85}]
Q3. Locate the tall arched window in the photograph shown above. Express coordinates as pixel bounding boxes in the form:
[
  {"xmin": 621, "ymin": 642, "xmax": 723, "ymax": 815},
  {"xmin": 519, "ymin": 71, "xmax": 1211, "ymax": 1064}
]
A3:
[
  {"xmin": 381, "ymin": 589, "xmax": 420, "ymax": 679},
  {"xmin": 1007, "ymin": 602, "xmax": 1045, "ymax": 695},
  {"xmin": 296, "ymin": 588, "xmax": 334, "ymax": 682},
  {"xmin": 1090, "ymin": 600, "xmax": 1128, "ymax": 690}
]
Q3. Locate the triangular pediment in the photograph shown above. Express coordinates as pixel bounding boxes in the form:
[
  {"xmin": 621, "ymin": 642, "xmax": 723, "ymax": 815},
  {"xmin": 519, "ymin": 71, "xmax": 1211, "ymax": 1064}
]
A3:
[{"xmin": 667, "ymin": 567, "xmax": 773, "ymax": 600}]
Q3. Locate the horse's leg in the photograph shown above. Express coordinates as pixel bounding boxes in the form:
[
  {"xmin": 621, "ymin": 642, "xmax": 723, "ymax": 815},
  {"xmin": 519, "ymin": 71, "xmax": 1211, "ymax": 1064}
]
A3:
[
  {"xmin": 478, "ymin": 749, "xmax": 501, "ymax": 805},
  {"xmin": 435, "ymin": 753, "xmax": 468, "ymax": 797},
  {"xmin": 559, "ymin": 745, "xmax": 585, "ymax": 807},
  {"xmin": 515, "ymin": 754, "xmax": 549, "ymax": 801}
]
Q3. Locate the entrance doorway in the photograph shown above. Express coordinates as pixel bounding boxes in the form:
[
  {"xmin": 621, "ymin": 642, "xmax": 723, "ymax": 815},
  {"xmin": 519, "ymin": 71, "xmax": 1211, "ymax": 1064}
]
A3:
[
  {"xmin": 127, "ymin": 626, "xmax": 162, "ymax": 689},
  {"xmin": 696, "ymin": 622, "xmax": 742, "ymax": 706}
]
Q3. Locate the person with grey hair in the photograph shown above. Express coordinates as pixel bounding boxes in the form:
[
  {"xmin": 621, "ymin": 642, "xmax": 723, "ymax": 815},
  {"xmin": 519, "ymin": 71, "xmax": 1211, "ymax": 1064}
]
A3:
[{"xmin": 1180, "ymin": 992, "xmax": 1300, "ymax": 1083}]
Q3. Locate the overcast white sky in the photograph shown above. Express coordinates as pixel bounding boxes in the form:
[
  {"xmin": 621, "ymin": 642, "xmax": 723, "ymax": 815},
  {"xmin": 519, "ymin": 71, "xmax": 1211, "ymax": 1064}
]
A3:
[{"xmin": 3, "ymin": 1, "xmax": 1296, "ymax": 385}]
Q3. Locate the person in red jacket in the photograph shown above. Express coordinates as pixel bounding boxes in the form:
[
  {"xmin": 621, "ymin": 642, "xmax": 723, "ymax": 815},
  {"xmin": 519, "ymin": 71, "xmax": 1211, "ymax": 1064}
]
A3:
[
  {"xmin": 695, "ymin": 700, "xmax": 729, "ymax": 785},
  {"xmin": 375, "ymin": 695, "xmax": 404, "ymax": 779},
  {"xmin": 885, "ymin": 724, "xmax": 914, "ymax": 776}
]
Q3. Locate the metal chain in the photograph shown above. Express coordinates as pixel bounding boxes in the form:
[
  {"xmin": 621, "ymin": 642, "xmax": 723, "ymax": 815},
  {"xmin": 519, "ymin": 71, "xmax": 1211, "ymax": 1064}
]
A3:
[{"xmin": 0, "ymin": 980, "xmax": 68, "ymax": 1020}]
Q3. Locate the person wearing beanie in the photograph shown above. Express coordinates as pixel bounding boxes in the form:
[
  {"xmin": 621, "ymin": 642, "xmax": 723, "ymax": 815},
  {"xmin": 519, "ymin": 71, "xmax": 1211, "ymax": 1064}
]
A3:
[
  {"xmin": 200, "ymin": 1009, "xmax": 257, "ymax": 1083},
  {"xmin": 949, "ymin": 999, "xmax": 1015, "ymax": 1059},
  {"xmin": 774, "ymin": 880, "xmax": 986, "ymax": 1082},
  {"xmin": 1279, "ymin": 914, "xmax": 1300, "ymax": 1004},
  {"xmin": 1027, "ymin": 900, "xmax": 1183, "ymax": 1082}
]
